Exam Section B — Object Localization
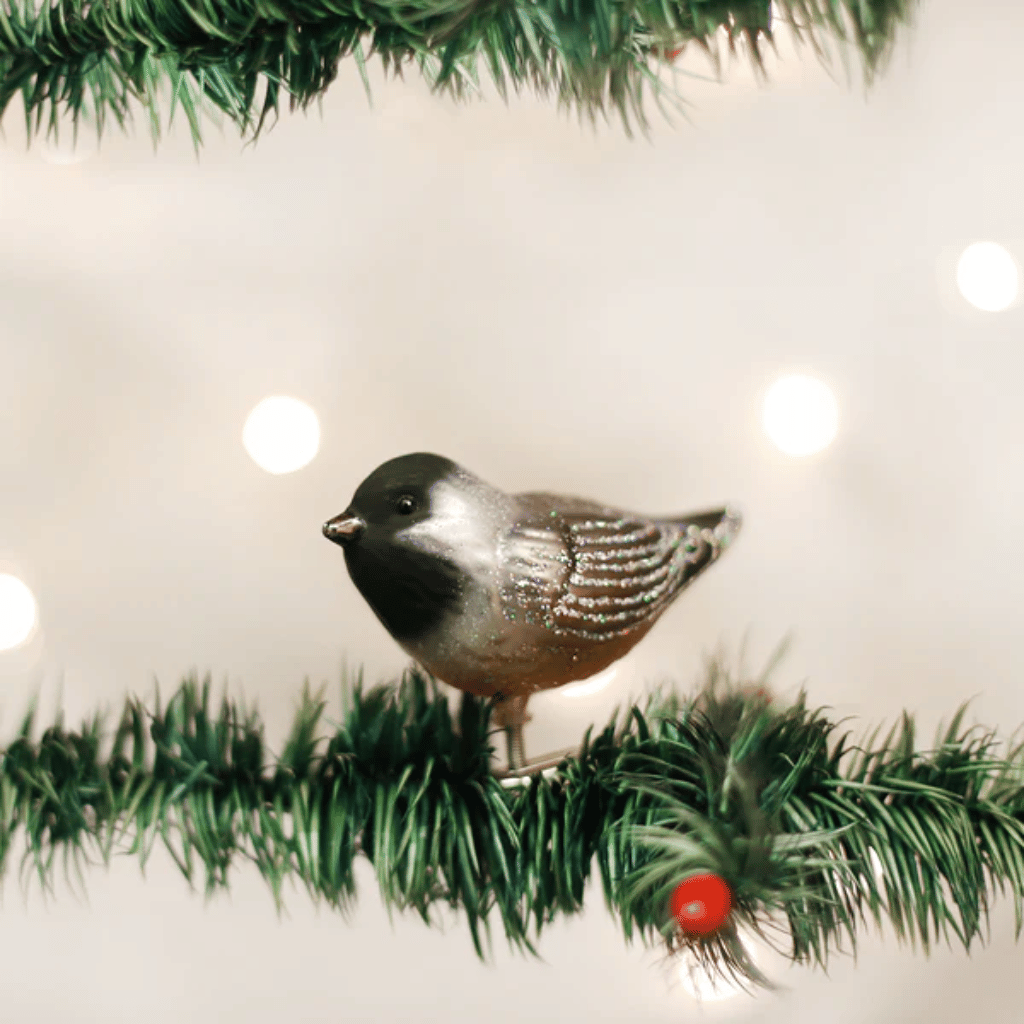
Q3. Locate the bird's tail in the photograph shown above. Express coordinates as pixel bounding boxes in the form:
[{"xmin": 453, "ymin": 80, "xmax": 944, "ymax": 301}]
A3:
[{"xmin": 678, "ymin": 506, "xmax": 742, "ymax": 555}]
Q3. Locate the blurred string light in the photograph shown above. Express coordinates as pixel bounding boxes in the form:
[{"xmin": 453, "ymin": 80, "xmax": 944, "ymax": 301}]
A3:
[
  {"xmin": 677, "ymin": 955, "xmax": 748, "ymax": 1003},
  {"xmin": 243, "ymin": 396, "xmax": 320, "ymax": 474},
  {"xmin": 956, "ymin": 242, "xmax": 1019, "ymax": 312},
  {"xmin": 676, "ymin": 930, "xmax": 770, "ymax": 1004},
  {"xmin": 833, "ymin": 847, "xmax": 886, "ymax": 901},
  {"xmin": 40, "ymin": 126, "xmax": 97, "ymax": 165},
  {"xmin": 762, "ymin": 374, "xmax": 839, "ymax": 457},
  {"xmin": 0, "ymin": 574, "xmax": 38, "ymax": 651},
  {"xmin": 559, "ymin": 665, "xmax": 617, "ymax": 698}
]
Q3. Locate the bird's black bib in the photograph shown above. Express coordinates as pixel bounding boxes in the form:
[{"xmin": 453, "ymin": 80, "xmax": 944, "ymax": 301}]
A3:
[{"xmin": 344, "ymin": 544, "xmax": 466, "ymax": 643}]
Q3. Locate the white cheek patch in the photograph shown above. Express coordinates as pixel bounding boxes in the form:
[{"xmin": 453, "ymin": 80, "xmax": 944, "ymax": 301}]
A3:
[{"xmin": 395, "ymin": 484, "xmax": 507, "ymax": 581}]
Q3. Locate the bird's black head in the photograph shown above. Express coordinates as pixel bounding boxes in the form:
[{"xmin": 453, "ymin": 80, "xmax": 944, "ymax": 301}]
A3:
[
  {"xmin": 338, "ymin": 452, "xmax": 458, "ymax": 538},
  {"xmin": 322, "ymin": 453, "xmax": 469, "ymax": 643}
]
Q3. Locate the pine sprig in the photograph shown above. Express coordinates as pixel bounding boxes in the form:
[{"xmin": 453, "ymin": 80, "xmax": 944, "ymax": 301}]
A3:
[
  {"xmin": 2, "ymin": 659, "xmax": 1022, "ymax": 990},
  {"xmin": 0, "ymin": 0, "xmax": 918, "ymax": 151}
]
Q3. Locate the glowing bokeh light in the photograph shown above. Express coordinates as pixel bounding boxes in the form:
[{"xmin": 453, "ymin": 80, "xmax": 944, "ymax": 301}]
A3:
[
  {"xmin": 243, "ymin": 396, "xmax": 321, "ymax": 474},
  {"xmin": 560, "ymin": 666, "xmax": 617, "ymax": 698},
  {"xmin": 762, "ymin": 374, "xmax": 839, "ymax": 457},
  {"xmin": 676, "ymin": 937, "xmax": 766, "ymax": 1004},
  {"xmin": 677, "ymin": 961, "xmax": 747, "ymax": 1003},
  {"xmin": 956, "ymin": 242, "xmax": 1019, "ymax": 312},
  {"xmin": 41, "ymin": 130, "xmax": 97, "ymax": 165},
  {"xmin": 0, "ymin": 574, "xmax": 38, "ymax": 651}
]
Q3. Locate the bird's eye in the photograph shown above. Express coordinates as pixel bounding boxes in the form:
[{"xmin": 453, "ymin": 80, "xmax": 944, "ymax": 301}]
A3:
[{"xmin": 396, "ymin": 494, "xmax": 417, "ymax": 515}]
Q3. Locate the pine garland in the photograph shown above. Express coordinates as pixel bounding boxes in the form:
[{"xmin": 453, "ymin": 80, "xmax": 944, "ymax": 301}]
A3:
[
  {"xmin": 4, "ymin": 659, "xmax": 1024, "ymax": 991},
  {"xmin": 0, "ymin": 0, "xmax": 917, "ymax": 150}
]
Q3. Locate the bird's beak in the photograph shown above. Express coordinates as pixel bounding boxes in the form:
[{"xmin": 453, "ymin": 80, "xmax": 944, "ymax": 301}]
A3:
[{"xmin": 323, "ymin": 512, "xmax": 365, "ymax": 546}]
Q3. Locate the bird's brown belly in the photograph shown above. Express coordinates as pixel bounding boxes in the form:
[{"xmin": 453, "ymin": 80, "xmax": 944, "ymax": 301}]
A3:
[{"xmin": 400, "ymin": 617, "xmax": 656, "ymax": 700}]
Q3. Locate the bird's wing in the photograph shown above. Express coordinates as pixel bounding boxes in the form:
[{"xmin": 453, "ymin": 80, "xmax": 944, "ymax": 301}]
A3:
[{"xmin": 500, "ymin": 493, "xmax": 740, "ymax": 640}]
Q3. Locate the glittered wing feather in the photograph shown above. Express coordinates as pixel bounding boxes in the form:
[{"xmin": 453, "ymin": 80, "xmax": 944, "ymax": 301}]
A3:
[{"xmin": 501, "ymin": 494, "xmax": 741, "ymax": 640}]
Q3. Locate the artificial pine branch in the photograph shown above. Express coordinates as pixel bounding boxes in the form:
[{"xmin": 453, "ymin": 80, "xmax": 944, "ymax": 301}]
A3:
[
  {"xmin": 2, "ymin": 657, "xmax": 1024, "ymax": 989},
  {"xmin": 0, "ymin": 0, "xmax": 917, "ymax": 151}
]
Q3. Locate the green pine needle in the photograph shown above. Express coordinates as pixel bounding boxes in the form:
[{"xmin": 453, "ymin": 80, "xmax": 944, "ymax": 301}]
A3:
[
  {"xmin": 2, "ymin": 656, "xmax": 1022, "ymax": 990},
  {"xmin": 0, "ymin": 0, "xmax": 918, "ymax": 151}
]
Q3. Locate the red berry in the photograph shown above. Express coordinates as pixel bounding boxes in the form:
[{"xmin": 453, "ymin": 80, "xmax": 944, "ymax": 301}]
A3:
[{"xmin": 669, "ymin": 873, "xmax": 733, "ymax": 935}]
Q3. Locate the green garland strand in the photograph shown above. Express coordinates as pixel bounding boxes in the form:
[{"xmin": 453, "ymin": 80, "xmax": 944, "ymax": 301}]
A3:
[
  {"xmin": 3, "ymin": 658, "xmax": 1024, "ymax": 990},
  {"xmin": 0, "ymin": 0, "xmax": 917, "ymax": 150}
]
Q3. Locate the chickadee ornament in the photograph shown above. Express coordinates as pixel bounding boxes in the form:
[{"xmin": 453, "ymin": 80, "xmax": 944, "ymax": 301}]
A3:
[{"xmin": 324, "ymin": 454, "xmax": 741, "ymax": 770}]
